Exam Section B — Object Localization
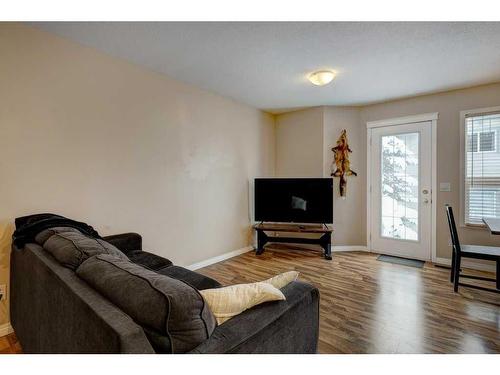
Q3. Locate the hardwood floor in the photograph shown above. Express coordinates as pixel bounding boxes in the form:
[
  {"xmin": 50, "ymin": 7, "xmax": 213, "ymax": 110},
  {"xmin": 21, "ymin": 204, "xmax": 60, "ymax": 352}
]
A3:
[
  {"xmin": 1, "ymin": 246, "xmax": 499, "ymax": 354},
  {"xmin": 198, "ymin": 245, "xmax": 500, "ymax": 353}
]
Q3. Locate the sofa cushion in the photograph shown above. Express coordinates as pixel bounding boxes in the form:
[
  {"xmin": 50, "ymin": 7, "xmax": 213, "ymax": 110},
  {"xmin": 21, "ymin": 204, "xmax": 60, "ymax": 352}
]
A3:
[
  {"xmin": 157, "ymin": 265, "xmax": 221, "ymax": 290},
  {"xmin": 37, "ymin": 227, "xmax": 128, "ymax": 270},
  {"xmin": 127, "ymin": 250, "xmax": 173, "ymax": 271},
  {"xmin": 35, "ymin": 226, "xmax": 81, "ymax": 245},
  {"xmin": 76, "ymin": 254, "xmax": 217, "ymax": 353}
]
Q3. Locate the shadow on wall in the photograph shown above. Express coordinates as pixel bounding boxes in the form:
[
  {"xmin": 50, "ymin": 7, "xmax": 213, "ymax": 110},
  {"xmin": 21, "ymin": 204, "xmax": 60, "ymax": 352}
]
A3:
[{"xmin": 0, "ymin": 220, "xmax": 14, "ymax": 326}]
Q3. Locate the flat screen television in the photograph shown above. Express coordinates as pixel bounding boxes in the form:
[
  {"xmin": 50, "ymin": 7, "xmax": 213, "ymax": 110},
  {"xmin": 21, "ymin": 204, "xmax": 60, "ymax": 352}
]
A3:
[{"xmin": 254, "ymin": 178, "xmax": 333, "ymax": 224}]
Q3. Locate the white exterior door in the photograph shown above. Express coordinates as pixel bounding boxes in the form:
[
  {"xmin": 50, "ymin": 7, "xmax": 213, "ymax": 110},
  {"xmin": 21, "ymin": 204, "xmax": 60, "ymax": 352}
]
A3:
[{"xmin": 369, "ymin": 121, "xmax": 432, "ymax": 261}]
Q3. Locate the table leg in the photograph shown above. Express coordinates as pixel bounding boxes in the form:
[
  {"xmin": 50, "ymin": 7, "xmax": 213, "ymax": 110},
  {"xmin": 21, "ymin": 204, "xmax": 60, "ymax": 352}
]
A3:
[
  {"xmin": 320, "ymin": 232, "xmax": 332, "ymax": 260},
  {"xmin": 496, "ymin": 260, "xmax": 500, "ymax": 290},
  {"xmin": 256, "ymin": 230, "xmax": 268, "ymax": 255}
]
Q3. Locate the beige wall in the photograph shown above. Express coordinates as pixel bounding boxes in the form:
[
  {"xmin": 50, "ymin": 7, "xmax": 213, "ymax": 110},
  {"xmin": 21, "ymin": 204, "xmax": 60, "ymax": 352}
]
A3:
[
  {"xmin": 361, "ymin": 82, "xmax": 500, "ymax": 259},
  {"xmin": 0, "ymin": 24, "xmax": 275, "ymax": 327},
  {"xmin": 274, "ymin": 84, "xmax": 500, "ymax": 254},
  {"xmin": 274, "ymin": 106, "xmax": 366, "ymax": 246},
  {"xmin": 275, "ymin": 107, "xmax": 324, "ymax": 177},
  {"xmin": 323, "ymin": 107, "xmax": 366, "ymax": 245}
]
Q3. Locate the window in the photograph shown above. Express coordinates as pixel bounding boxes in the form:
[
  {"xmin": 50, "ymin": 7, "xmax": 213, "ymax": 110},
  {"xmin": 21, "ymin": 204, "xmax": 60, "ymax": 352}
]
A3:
[
  {"xmin": 462, "ymin": 109, "xmax": 500, "ymax": 225},
  {"xmin": 480, "ymin": 131, "xmax": 496, "ymax": 152},
  {"xmin": 380, "ymin": 133, "xmax": 419, "ymax": 241},
  {"xmin": 467, "ymin": 131, "xmax": 496, "ymax": 152}
]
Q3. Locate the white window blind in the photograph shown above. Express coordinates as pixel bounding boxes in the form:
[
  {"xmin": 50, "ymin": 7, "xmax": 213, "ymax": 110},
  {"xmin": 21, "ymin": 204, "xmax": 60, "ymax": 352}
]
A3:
[{"xmin": 464, "ymin": 111, "xmax": 500, "ymax": 224}]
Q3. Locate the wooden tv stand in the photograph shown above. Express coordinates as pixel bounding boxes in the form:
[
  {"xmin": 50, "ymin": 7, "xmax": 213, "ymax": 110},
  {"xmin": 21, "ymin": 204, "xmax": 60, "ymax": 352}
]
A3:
[{"xmin": 253, "ymin": 223, "xmax": 333, "ymax": 260}]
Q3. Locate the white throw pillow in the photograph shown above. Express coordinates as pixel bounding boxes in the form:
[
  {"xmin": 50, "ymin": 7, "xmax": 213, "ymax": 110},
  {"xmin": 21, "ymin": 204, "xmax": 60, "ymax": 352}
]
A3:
[
  {"xmin": 200, "ymin": 271, "xmax": 299, "ymax": 325},
  {"xmin": 263, "ymin": 270, "xmax": 299, "ymax": 289}
]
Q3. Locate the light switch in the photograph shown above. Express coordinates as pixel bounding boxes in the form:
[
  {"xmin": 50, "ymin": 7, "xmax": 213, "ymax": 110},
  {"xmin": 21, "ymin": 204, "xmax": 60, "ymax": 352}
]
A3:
[{"xmin": 440, "ymin": 182, "xmax": 451, "ymax": 192}]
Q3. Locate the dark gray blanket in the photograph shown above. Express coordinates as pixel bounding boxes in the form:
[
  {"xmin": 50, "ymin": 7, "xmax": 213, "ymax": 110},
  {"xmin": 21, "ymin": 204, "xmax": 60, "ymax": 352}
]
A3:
[{"xmin": 13, "ymin": 213, "xmax": 101, "ymax": 247}]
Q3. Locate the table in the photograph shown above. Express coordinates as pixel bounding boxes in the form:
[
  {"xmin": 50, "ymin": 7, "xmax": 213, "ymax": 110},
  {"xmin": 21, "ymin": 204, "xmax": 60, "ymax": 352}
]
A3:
[
  {"xmin": 482, "ymin": 217, "xmax": 500, "ymax": 235},
  {"xmin": 253, "ymin": 223, "xmax": 333, "ymax": 260}
]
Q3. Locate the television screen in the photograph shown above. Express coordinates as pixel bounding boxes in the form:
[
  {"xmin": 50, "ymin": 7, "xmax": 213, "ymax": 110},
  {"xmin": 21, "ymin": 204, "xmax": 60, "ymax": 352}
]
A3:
[{"xmin": 254, "ymin": 178, "xmax": 333, "ymax": 224}]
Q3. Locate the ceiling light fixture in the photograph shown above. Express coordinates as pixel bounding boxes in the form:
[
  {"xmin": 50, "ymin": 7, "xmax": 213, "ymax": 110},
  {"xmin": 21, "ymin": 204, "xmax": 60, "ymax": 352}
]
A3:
[{"xmin": 308, "ymin": 70, "xmax": 336, "ymax": 86}]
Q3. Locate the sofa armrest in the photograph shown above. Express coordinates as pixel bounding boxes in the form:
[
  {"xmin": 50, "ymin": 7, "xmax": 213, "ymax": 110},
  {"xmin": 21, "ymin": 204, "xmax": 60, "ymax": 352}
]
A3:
[
  {"xmin": 11, "ymin": 243, "xmax": 155, "ymax": 353},
  {"xmin": 126, "ymin": 250, "xmax": 173, "ymax": 271},
  {"xmin": 103, "ymin": 232, "xmax": 142, "ymax": 254},
  {"xmin": 189, "ymin": 281, "xmax": 319, "ymax": 354}
]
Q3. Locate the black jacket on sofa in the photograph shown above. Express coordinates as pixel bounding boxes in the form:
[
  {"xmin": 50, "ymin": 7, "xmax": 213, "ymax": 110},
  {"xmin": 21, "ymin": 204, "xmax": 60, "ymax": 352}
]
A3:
[{"xmin": 10, "ymin": 218, "xmax": 320, "ymax": 354}]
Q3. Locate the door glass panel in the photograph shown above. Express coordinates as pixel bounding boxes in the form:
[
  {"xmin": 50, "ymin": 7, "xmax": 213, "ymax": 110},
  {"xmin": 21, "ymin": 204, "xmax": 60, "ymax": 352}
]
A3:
[{"xmin": 380, "ymin": 132, "xmax": 419, "ymax": 241}]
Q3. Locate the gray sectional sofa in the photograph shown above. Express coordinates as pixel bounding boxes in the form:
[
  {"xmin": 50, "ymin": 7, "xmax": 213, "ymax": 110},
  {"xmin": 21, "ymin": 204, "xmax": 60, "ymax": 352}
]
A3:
[{"xmin": 10, "ymin": 218, "xmax": 320, "ymax": 354}]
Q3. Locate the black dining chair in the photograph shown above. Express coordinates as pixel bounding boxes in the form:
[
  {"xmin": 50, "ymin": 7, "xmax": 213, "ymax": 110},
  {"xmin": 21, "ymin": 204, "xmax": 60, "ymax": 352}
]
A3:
[{"xmin": 445, "ymin": 205, "xmax": 500, "ymax": 293}]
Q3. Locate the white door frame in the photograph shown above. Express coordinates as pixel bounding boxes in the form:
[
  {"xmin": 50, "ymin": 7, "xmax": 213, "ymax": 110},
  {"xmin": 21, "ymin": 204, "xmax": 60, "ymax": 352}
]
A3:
[{"xmin": 366, "ymin": 112, "xmax": 438, "ymax": 262}]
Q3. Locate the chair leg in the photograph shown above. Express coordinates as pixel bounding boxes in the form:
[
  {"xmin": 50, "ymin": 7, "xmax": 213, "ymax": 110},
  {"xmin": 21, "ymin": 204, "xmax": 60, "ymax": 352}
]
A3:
[
  {"xmin": 453, "ymin": 255, "xmax": 461, "ymax": 293},
  {"xmin": 450, "ymin": 248, "xmax": 456, "ymax": 283},
  {"xmin": 496, "ymin": 260, "xmax": 500, "ymax": 290}
]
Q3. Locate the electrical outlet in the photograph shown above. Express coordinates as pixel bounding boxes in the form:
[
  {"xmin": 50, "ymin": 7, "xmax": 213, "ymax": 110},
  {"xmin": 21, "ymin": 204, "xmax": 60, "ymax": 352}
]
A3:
[{"xmin": 0, "ymin": 284, "xmax": 6, "ymax": 302}]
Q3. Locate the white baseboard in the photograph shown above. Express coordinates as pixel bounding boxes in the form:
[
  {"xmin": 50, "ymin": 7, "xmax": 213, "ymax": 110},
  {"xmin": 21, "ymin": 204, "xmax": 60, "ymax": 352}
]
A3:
[
  {"xmin": 187, "ymin": 246, "xmax": 254, "ymax": 271},
  {"xmin": 187, "ymin": 244, "xmax": 369, "ymax": 271},
  {"xmin": 0, "ymin": 323, "xmax": 13, "ymax": 337},
  {"xmin": 188, "ymin": 245, "xmax": 495, "ymax": 274},
  {"xmin": 333, "ymin": 245, "xmax": 368, "ymax": 252},
  {"xmin": 434, "ymin": 257, "xmax": 496, "ymax": 273}
]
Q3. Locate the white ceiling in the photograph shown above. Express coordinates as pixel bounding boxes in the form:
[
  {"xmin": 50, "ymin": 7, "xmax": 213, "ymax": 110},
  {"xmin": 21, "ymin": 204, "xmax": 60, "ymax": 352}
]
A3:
[{"xmin": 32, "ymin": 22, "xmax": 500, "ymax": 113}]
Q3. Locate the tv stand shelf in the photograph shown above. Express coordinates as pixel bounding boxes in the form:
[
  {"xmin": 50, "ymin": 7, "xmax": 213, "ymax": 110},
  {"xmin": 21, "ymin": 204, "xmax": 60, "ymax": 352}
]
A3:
[{"xmin": 253, "ymin": 223, "xmax": 333, "ymax": 260}]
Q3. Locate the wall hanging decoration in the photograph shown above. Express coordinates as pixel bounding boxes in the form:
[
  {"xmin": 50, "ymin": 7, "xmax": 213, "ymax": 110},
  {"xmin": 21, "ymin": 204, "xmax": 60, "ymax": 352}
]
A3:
[{"xmin": 331, "ymin": 129, "xmax": 357, "ymax": 197}]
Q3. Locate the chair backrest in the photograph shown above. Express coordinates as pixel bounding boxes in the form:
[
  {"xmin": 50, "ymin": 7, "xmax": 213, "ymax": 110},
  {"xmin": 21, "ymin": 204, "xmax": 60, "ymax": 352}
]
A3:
[{"xmin": 445, "ymin": 205, "xmax": 461, "ymax": 254}]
